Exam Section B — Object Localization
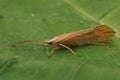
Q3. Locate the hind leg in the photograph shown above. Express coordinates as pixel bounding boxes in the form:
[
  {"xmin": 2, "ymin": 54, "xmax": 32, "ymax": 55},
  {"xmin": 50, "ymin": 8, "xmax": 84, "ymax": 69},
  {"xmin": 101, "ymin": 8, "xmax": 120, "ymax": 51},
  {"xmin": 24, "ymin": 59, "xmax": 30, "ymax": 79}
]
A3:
[{"xmin": 91, "ymin": 42, "xmax": 110, "ymax": 47}]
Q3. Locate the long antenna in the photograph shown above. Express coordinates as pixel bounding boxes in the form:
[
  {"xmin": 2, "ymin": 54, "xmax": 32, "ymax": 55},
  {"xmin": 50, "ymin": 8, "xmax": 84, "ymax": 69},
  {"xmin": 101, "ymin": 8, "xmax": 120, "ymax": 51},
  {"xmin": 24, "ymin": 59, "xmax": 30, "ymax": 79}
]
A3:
[{"xmin": 0, "ymin": 40, "xmax": 46, "ymax": 48}]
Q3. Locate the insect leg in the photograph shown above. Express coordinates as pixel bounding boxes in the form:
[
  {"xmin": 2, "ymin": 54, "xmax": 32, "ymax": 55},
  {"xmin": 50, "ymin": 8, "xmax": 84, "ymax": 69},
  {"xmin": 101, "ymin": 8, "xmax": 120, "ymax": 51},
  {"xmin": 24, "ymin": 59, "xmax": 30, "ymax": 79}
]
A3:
[
  {"xmin": 59, "ymin": 44, "xmax": 80, "ymax": 57},
  {"xmin": 91, "ymin": 43, "xmax": 110, "ymax": 48},
  {"xmin": 48, "ymin": 46, "xmax": 60, "ymax": 58},
  {"xmin": 36, "ymin": 43, "xmax": 49, "ymax": 46}
]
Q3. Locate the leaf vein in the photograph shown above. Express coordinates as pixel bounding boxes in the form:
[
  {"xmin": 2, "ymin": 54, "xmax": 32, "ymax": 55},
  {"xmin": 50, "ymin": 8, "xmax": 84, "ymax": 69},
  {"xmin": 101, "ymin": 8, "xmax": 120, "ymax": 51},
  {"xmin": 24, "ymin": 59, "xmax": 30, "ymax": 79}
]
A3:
[{"xmin": 64, "ymin": 0, "xmax": 100, "ymax": 24}]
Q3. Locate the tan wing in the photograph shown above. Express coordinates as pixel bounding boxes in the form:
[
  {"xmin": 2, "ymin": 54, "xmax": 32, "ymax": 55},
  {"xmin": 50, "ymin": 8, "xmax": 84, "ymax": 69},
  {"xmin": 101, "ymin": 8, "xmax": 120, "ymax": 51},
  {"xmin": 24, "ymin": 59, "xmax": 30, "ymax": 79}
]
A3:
[
  {"xmin": 48, "ymin": 25, "xmax": 115, "ymax": 46},
  {"xmin": 48, "ymin": 26, "xmax": 95, "ymax": 45},
  {"xmin": 92, "ymin": 25, "xmax": 115, "ymax": 42}
]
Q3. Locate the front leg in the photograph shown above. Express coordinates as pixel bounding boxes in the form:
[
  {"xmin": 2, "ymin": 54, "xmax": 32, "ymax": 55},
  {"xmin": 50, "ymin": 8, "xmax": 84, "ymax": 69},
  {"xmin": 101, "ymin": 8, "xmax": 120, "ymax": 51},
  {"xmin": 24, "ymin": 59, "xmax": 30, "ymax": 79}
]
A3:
[
  {"xmin": 48, "ymin": 46, "xmax": 60, "ymax": 58},
  {"xmin": 36, "ymin": 43, "xmax": 49, "ymax": 46}
]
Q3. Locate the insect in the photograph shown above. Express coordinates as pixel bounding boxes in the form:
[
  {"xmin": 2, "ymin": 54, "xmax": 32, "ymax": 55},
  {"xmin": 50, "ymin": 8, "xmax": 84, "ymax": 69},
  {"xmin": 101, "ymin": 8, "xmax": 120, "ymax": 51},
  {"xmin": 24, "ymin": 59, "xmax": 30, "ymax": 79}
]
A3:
[{"xmin": 1, "ymin": 25, "xmax": 116, "ymax": 58}]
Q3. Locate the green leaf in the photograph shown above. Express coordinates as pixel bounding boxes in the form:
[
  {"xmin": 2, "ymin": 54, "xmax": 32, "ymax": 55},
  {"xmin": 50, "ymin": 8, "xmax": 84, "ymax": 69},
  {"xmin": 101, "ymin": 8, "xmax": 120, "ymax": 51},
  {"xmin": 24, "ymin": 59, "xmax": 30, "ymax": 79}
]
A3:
[{"xmin": 0, "ymin": 0, "xmax": 120, "ymax": 80}]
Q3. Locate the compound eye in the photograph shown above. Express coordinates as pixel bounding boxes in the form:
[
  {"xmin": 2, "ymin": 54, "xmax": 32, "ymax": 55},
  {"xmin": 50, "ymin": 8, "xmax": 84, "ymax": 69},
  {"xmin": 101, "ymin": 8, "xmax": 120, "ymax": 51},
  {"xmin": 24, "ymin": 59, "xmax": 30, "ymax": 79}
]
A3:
[{"xmin": 48, "ymin": 42, "xmax": 53, "ymax": 45}]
